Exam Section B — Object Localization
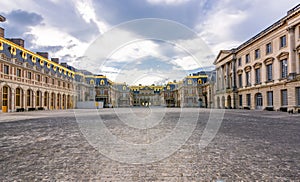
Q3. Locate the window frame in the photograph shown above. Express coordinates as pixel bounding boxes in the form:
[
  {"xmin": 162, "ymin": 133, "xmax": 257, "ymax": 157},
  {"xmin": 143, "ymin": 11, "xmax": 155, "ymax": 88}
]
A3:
[
  {"xmin": 4, "ymin": 65, "xmax": 9, "ymax": 75},
  {"xmin": 266, "ymin": 64, "xmax": 273, "ymax": 81},
  {"xmin": 239, "ymin": 95, "xmax": 243, "ymax": 107},
  {"xmin": 16, "ymin": 68, "xmax": 22, "ymax": 77},
  {"xmin": 245, "ymin": 54, "xmax": 250, "ymax": 63},
  {"xmin": 266, "ymin": 43, "xmax": 272, "ymax": 54},
  {"xmin": 280, "ymin": 35, "xmax": 287, "ymax": 48},
  {"xmin": 281, "ymin": 89, "xmax": 288, "ymax": 106},
  {"xmin": 255, "ymin": 68, "xmax": 261, "ymax": 84},
  {"xmin": 267, "ymin": 91, "xmax": 273, "ymax": 106},
  {"xmin": 255, "ymin": 49, "xmax": 260, "ymax": 59},
  {"xmin": 281, "ymin": 59, "xmax": 288, "ymax": 79}
]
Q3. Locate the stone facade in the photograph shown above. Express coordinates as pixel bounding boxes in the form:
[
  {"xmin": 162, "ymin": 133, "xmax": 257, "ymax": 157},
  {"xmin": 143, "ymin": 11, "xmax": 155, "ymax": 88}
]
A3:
[{"xmin": 214, "ymin": 4, "xmax": 300, "ymax": 112}]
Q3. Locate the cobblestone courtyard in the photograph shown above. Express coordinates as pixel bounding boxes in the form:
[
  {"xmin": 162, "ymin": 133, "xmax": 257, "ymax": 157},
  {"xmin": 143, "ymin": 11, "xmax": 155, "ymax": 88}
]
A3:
[{"xmin": 0, "ymin": 108, "xmax": 300, "ymax": 181}]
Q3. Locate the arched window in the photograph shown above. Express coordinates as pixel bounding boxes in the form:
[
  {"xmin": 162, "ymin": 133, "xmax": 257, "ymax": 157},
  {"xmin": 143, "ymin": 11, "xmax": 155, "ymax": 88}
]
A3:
[
  {"xmin": 198, "ymin": 79, "xmax": 202, "ymax": 84},
  {"xmin": 90, "ymin": 79, "xmax": 95, "ymax": 85},
  {"xmin": 16, "ymin": 88, "xmax": 21, "ymax": 107},
  {"xmin": 188, "ymin": 79, "xmax": 192, "ymax": 85},
  {"xmin": 44, "ymin": 92, "xmax": 48, "ymax": 107},
  {"xmin": 167, "ymin": 86, "xmax": 170, "ymax": 90},
  {"xmin": 51, "ymin": 93, "xmax": 55, "ymax": 108},
  {"xmin": 36, "ymin": 91, "xmax": 41, "ymax": 107},
  {"xmin": 123, "ymin": 86, "xmax": 126, "ymax": 90},
  {"xmin": 100, "ymin": 79, "xmax": 105, "ymax": 85},
  {"xmin": 3, "ymin": 86, "xmax": 9, "ymax": 107},
  {"xmin": 27, "ymin": 89, "xmax": 32, "ymax": 107}
]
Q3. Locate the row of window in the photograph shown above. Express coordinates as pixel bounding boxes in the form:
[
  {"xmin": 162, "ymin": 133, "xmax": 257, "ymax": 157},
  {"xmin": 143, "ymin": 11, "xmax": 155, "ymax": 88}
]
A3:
[
  {"xmin": 237, "ymin": 59, "xmax": 288, "ymax": 88},
  {"xmin": 6, "ymin": 88, "xmax": 70, "ymax": 108},
  {"xmin": 237, "ymin": 35, "xmax": 287, "ymax": 66},
  {"xmin": 238, "ymin": 87, "xmax": 300, "ymax": 107},
  {"xmin": 2, "ymin": 64, "xmax": 71, "ymax": 88}
]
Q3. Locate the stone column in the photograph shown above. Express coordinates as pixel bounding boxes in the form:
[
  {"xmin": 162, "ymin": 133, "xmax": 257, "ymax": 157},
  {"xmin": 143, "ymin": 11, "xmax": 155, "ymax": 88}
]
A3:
[
  {"xmin": 41, "ymin": 92, "xmax": 44, "ymax": 109},
  {"xmin": 226, "ymin": 63, "xmax": 230, "ymax": 88},
  {"xmin": 11, "ymin": 89, "xmax": 15, "ymax": 112},
  {"xmin": 33, "ymin": 91, "xmax": 36, "ymax": 108},
  {"xmin": 23, "ymin": 90, "xmax": 26, "ymax": 110},
  {"xmin": 296, "ymin": 51, "xmax": 300, "ymax": 74},
  {"xmin": 221, "ymin": 66, "xmax": 225, "ymax": 90},
  {"xmin": 288, "ymin": 26, "xmax": 296, "ymax": 74},
  {"xmin": 261, "ymin": 63, "xmax": 266, "ymax": 83}
]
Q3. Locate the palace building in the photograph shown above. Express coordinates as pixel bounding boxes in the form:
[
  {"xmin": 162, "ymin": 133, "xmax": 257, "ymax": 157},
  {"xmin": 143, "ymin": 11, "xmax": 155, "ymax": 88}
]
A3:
[
  {"xmin": 214, "ymin": 4, "xmax": 300, "ymax": 112},
  {"xmin": 0, "ymin": 14, "xmax": 212, "ymax": 112},
  {"xmin": 5, "ymin": 4, "xmax": 300, "ymax": 112}
]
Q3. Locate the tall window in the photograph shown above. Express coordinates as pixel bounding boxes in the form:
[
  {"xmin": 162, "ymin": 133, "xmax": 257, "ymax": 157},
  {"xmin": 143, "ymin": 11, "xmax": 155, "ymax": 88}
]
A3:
[
  {"xmin": 246, "ymin": 71, "xmax": 251, "ymax": 86},
  {"xmin": 281, "ymin": 89, "xmax": 288, "ymax": 106},
  {"xmin": 27, "ymin": 90, "xmax": 32, "ymax": 107},
  {"xmin": 266, "ymin": 43, "xmax": 272, "ymax": 54},
  {"xmin": 16, "ymin": 88, "xmax": 21, "ymax": 107},
  {"xmin": 246, "ymin": 94, "xmax": 251, "ymax": 107},
  {"xmin": 16, "ymin": 68, "xmax": 21, "ymax": 77},
  {"xmin": 238, "ymin": 74, "xmax": 243, "ymax": 88},
  {"xmin": 28, "ymin": 72, "xmax": 32, "ymax": 79},
  {"xmin": 297, "ymin": 87, "xmax": 300, "ymax": 106},
  {"xmin": 266, "ymin": 64, "xmax": 273, "ymax": 81},
  {"xmin": 267, "ymin": 91, "xmax": 273, "ymax": 106},
  {"xmin": 281, "ymin": 59, "xmax": 288, "ymax": 78},
  {"xmin": 4, "ymin": 65, "xmax": 9, "ymax": 74},
  {"xmin": 2, "ymin": 86, "xmax": 8, "ymax": 107},
  {"xmin": 51, "ymin": 93, "xmax": 55, "ymax": 108},
  {"xmin": 245, "ymin": 54, "xmax": 250, "ymax": 63},
  {"xmin": 44, "ymin": 92, "xmax": 48, "ymax": 107},
  {"xmin": 36, "ymin": 91, "xmax": 41, "ymax": 107},
  {"xmin": 239, "ymin": 95, "xmax": 243, "ymax": 107},
  {"xmin": 255, "ymin": 68, "xmax": 261, "ymax": 84},
  {"xmin": 36, "ymin": 74, "xmax": 41, "ymax": 82},
  {"xmin": 238, "ymin": 58, "xmax": 242, "ymax": 66},
  {"xmin": 45, "ymin": 77, "xmax": 48, "ymax": 83},
  {"xmin": 255, "ymin": 49, "xmax": 260, "ymax": 59},
  {"xmin": 280, "ymin": 35, "xmax": 286, "ymax": 48}
]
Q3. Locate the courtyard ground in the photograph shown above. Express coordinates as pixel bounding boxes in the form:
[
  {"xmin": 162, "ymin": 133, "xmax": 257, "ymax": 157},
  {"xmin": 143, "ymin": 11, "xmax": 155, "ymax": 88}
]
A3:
[{"xmin": 0, "ymin": 108, "xmax": 299, "ymax": 181}]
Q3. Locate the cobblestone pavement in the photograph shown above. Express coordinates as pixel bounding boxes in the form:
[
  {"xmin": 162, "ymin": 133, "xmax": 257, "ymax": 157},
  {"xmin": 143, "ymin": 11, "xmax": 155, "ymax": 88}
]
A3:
[{"xmin": 0, "ymin": 108, "xmax": 300, "ymax": 181}]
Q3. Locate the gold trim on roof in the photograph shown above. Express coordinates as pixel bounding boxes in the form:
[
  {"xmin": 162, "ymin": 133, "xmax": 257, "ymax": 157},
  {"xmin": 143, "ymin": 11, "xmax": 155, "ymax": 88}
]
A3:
[
  {"xmin": 0, "ymin": 37, "xmax": 75, "ymax": 75},
  {"xmin": 21, "ymin": 51, "xmax": 27, "ymax": 59}
]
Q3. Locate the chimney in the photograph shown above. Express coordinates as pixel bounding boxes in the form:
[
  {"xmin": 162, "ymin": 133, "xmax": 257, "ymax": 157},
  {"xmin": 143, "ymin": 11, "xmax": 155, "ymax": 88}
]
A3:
[
  {"xmin": 60, "ymin": 62, "xmax": 68, "ymax": 67},
  {"xmin": 7, "ymin": 38, "xmax": 24, "ymax": 47},
  {"xmin": 36, "ymin": 52, "xmax": 49, "ymax": 59},
  {"xmin": 0, "ymin": 27, "xmax": 4, "ymax": 38},
  {"xmin": 51, "ymin": 58, "xmax": 59, "ymax": 64},
  {"xmin": 0, "ymin": 15, "xmax": 6, "ymax": 22}
]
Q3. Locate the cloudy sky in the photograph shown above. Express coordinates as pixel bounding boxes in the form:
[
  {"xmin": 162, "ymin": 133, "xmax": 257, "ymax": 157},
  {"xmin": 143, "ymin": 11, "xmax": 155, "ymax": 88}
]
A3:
[{"xmin": 0, "ymin": 0, "xmax": 299, "ymax": 85}]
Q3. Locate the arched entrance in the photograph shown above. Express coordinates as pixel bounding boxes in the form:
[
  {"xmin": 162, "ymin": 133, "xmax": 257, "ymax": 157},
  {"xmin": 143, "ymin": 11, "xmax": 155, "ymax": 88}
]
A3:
[
  {"xmin": 50, "ymin": 92, "xmax": 55, "ymax": 110},
  {"xmin": 227, "ymin": 95, "xmax": 232, "ymax": 109},
  {"xmin": 44, "ymin": 92, "xmax": 48, "ymax": 109},
  {"xmin": 36, "ymin": 90, "xmax": 42, "ymax": 107},
  {"xmin": 221, "ymin": 96, "xmax": 225, "ymax": 109},
  {"xmin": 57, "ymin": 93, "xmax": 61, "ymax": 109},
  {"xmin": 15, "ymin": 87, "xmax": 24, "ymax": 109},
  {"xmin": 216, "ymin": 97, "xmax": 220, "ymax": 109},
  {"xmin": 2, "ymin": 85, "xmax": 11, "ymax": 112},
  {"xmin": 26, "ymin": 89, "xmax": 34, "ymax": 108},
  {"xmin": 62, "ymin": 94, "xmax": 66, "ymax": 109},
  {"xmin": 255, "ymin": 93, "xmax": 263, "ymax": 110}
]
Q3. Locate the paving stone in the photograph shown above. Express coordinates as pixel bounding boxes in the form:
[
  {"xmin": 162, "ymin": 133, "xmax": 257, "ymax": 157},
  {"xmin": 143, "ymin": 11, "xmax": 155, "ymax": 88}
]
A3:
[{"xmin": 0, "ymin": 108, "xmax": 299, "ymax": 181}]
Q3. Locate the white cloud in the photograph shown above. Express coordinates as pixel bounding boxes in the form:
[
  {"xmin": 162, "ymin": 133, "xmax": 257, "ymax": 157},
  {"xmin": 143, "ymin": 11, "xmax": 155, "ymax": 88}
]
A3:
[
  {"xmin": 146, "ymin": 0, "xmax": 191, "ymax": 5},
  {"xmin": 73, "ymin": 0, "xmax": 109, "ymax": 33},
  {"xmin": 109, "ymin": 40, "xmax": 166, "ymax": 62},
  {"xmin": 196, "ymin": 0, "xmax": 300, "ymax": 55},
  {"xmin": 27, "ymin": 24, "xmax": 89, "ymax": 60}
]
